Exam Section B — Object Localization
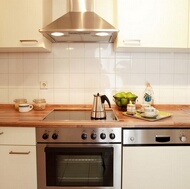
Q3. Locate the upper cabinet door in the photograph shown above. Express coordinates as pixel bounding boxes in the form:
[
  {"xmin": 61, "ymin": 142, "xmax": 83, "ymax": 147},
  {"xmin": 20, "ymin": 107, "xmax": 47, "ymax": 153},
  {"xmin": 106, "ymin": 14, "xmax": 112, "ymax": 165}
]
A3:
[
  {"xmin": 115, "ymin": 0, "xmax": 189, "ymax": 51},
  {"xmin": 0, "ymin": 0, "xmax": 52, "ymax": 52}
]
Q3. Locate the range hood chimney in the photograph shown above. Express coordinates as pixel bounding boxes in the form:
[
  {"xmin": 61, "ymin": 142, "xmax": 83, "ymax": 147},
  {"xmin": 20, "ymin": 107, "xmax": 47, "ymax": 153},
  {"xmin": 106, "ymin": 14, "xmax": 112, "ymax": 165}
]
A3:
[{"xmin": 39, "ymin": 0, "xmax": 119, "ymax": 43}]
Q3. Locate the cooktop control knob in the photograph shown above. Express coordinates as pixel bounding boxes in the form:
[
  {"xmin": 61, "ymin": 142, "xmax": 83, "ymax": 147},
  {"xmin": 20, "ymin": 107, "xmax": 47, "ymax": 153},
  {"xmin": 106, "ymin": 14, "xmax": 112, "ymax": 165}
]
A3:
[
  {"xmin": 81, "ymin": 133, "xmax": 87, "ymax": 140},
  {"xmin": 91, "ymin": 133, "xmax": 97, "ymax": 140},
  {"xmin": 180, "ymin": 135, "xmax": 187, "ymax": 142},
  {"xmin": 110, "ymin": 133, "xmax": 115, "ymax": 140},
  {"xmin": 42, "ymin": 133, "xmax": 49, "ymax": 140},
  {"xmin": 52, "ymin": 133, "xmax": 58, "ymax": 140},
  {"xmin": 100, "ymin": 133, "xmax": 106, "ymax": 140}
]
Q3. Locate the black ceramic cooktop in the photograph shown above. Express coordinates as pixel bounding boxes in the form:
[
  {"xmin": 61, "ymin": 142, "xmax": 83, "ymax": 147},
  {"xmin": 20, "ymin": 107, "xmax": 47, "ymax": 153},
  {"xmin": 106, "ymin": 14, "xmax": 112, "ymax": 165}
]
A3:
[{"xmin": 43, "ymin": 109, "xmax": 118, "ymax": 121}]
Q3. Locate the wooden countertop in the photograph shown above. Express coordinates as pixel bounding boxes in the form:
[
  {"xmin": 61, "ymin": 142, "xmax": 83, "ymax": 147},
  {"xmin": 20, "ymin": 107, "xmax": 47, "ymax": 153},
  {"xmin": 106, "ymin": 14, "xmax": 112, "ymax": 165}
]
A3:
[{"xmin": 0, "ymin": 104, "xmax": 190, "ymax": 128}]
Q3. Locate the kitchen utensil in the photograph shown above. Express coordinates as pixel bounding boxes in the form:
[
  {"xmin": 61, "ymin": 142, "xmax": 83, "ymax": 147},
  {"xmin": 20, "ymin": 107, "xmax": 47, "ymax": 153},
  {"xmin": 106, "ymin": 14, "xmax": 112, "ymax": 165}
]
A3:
[
  {"xmin": 19, "ymin": 104, "xmax": 33, "ymax": 113},
  {"xmin": 14, "ymin": 98, "xmax": 27, "ymax": 110},
  {"xmin": 144, "ymin": 106, "xmax": 159, "ymax": 117},
  {"xmin": 33, "ymin": 98, "xmax": 46, "ymax": 110},
  {"xmin": 91, "ymin": 93, "xmax": 111, "ymax": 120}
]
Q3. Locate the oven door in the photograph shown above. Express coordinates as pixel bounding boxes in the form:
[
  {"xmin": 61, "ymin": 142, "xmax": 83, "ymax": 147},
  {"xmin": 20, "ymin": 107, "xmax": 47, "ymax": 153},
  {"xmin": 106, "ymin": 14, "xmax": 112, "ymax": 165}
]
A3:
[{"xmin": 37, "ymin": 144, "xmax": 121, "ymax": 189}]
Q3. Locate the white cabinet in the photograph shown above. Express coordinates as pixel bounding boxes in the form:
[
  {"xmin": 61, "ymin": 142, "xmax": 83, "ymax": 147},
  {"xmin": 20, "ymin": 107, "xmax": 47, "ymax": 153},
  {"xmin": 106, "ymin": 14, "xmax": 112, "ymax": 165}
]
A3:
[
  {"xmin": 122, "ymin": 147, "xmax": 190, "ymax": 189},
  {"xmin": 0, "ymin": 127, "xmax": 37, "ymax": 189},
  {"xmin": 115, "ymin": 0, "xmax": 189, "ymax": 51},
  {"xmin": 0, "ymin": 0, "xmax": 52, "ymax": 52}
]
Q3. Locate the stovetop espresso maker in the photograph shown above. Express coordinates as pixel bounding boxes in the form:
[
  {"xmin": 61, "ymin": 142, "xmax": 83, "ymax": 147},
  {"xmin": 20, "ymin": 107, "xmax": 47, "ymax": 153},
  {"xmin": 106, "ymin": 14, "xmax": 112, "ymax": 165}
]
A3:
[{"xmin": 91, "ymin": 93, "xmax": 111, "ymax": 120}]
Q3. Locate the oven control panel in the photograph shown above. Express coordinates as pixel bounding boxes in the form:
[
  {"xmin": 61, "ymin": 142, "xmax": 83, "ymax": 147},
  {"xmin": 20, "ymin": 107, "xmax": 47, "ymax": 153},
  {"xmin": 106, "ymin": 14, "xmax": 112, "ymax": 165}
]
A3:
[{"xmin": 37, "ymin": 127, "xmax": 121, "ymax": 143}]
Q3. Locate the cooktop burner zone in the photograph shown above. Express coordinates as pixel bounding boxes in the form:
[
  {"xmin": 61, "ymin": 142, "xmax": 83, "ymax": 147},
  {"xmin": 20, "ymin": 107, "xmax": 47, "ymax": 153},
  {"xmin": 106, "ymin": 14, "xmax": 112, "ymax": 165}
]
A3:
[{"xmin": 42, "ymin": 109, "xmax": 118, "ymax": 121}]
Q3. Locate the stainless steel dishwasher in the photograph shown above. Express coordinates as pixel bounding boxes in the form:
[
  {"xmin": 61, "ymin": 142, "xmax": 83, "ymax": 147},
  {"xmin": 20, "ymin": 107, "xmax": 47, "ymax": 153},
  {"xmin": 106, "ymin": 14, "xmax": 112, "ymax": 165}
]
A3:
[{"xmin": 122, "ymin": 129, "xmax": 190, "ymax": 189}]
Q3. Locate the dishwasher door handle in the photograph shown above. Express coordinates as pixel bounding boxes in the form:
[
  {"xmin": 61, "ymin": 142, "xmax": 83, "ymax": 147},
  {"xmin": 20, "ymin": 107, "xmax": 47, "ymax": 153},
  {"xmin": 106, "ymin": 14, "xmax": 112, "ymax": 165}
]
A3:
[{"xmin": 155, "ymin": 135, "xmax": 170, "ymax": 142}]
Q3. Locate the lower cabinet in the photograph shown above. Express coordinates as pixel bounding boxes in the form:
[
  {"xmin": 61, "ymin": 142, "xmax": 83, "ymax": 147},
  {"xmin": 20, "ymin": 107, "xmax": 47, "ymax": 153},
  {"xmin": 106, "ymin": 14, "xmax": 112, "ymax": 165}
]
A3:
[{"xmin": 0, "ymin": 127, "xmax": 37, "ymax": 189}]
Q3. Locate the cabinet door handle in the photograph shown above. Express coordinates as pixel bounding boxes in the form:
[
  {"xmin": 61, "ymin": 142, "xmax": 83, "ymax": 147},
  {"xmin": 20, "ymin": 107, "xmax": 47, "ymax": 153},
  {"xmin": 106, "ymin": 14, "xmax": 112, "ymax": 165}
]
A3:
[
  {"xmin": 20, "ymin": 40, "xmax": 38, "ymax": 43},
  {"xmin": 0, "ymin": 132, "xmax": 4, "ymax": 135},
  {"xmin": 123, "ymin": 39, "xmax": 141, "ymax": 45},
  {"xmin": 9, "ymin": 151, "xmax": 31, "ymax": 155}
]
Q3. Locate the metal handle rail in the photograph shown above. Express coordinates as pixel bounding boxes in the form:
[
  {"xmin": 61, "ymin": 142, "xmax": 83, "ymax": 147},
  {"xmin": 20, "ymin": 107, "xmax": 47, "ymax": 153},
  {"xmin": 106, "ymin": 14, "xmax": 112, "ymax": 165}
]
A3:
[{"xmin": 9, "ymin": 151, "xmax": 31, "ymax": 155}]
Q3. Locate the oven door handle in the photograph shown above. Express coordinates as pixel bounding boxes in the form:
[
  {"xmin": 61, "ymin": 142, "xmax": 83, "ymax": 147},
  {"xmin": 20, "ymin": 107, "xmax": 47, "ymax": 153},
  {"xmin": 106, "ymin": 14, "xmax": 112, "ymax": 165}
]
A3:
[{"xmin": 155, "ymin": 135, "xmax": 170, "ymax": 143}]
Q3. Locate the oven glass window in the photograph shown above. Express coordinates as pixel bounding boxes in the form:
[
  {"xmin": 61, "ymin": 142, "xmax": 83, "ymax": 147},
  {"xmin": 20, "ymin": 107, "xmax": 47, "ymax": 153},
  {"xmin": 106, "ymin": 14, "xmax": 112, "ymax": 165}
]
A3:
[{"xmin": 45, "ymin": 147, "xmax": 113, "ymax": 187}]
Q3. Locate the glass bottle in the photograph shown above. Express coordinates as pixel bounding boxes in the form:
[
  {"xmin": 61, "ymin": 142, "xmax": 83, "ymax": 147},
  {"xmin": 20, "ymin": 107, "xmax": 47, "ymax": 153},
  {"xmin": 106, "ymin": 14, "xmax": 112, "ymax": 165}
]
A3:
[{"xmin": 143, "ymin": 82, "xmax": 154, "ymax": 105}]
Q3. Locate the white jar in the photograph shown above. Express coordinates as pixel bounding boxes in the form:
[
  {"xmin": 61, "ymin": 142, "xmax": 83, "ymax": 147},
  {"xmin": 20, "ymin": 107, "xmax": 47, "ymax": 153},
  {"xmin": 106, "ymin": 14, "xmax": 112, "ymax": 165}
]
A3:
[{"xmin": 127, "ymin": 103, "xmax": 136, "ymax": 114}]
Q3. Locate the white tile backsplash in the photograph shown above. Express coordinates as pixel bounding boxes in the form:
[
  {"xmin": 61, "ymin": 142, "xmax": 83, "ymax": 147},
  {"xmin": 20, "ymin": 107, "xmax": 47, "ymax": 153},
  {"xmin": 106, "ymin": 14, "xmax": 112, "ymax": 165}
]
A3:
[{"xmin": 1, "ymin": 43, "xmax": 190, "ymax": 104}]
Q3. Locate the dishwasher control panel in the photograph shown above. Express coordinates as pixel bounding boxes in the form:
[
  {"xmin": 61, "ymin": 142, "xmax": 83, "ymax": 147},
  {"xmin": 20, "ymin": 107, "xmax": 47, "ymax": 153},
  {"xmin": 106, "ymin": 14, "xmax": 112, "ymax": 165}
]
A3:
[{"xmin": 123, "ymin": 129, "xmax": 190, "ymax": 145}]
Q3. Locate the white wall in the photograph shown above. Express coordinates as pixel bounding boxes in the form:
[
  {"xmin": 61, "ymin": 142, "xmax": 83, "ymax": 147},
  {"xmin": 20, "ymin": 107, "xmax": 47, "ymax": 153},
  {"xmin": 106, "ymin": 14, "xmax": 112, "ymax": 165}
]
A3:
[{"xmin": 0, "ymin": 43, "xmax": 190, "ymax": 105}]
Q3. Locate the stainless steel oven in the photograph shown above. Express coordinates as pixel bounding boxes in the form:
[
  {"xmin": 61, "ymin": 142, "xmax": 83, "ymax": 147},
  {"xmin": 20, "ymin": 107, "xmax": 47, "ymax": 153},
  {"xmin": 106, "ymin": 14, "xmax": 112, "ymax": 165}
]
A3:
[{"xmin": 36, "ymin": 127, "xmax": 121, "ymax": 189}]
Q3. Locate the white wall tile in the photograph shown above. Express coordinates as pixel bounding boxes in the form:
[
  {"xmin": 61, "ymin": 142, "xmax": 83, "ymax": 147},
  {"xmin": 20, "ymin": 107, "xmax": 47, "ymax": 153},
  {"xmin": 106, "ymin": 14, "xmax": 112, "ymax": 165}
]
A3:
[
  {"xmin": 54, "ymin": 74, "xmax": 70, "ymax": 88},
  {"xmin": 23, "ymin": 59, "xmax": 38, "ymax": 73},
  {"xmin": 69, "ymin": 43, "xmax": 85, "ymax": 58},
  {"xmin": 9, "ymin": 88, "xmax": 24, "ymax": 103},
  {"xmin": 173, "ymin": 88, "xmax": 187, "ymax": 104},
  {"xmin": 116, "ymin": 59, "xmax": 131, "ymax": 73},
  {"xmin": 39, "ymin": 59, "xmax": 54, "ymax": 73},
  {"xmin": 173, "ymin": 74, "xmax": 188, "ymax": 87},
  {"xmin": 160, "ymin": 59, "xmax": 174, "ymax": 74},
  {"xmin": 100, "ymin": 74, "xmax": 115, "ymax": 89},
  {"xmin": 159, "ymin": 88, "xmax": 174, "ymax": 104},
  {"xmin": 54, "ymin": 58, "xmax": 69, "ymax": 73},
  {"xmin": 146, "ymin": 59, "xmax": 159, "ymax": 74},
  {"xmin": 100, "ymin": 59, "xmax": 115, "ymax": 74},
  {"xmin": 70, "ymin": 58, "xmax": 85, "ymax": 73},
  {"xmin": 0, "ymin": 59, "xmax": 9, "ymax": 73},
  {"xmin": 100, "ymin": 44, "xmax": 115, "ymax": 58},
  {"xmin": 85, "ymin": 58, "xmax": 101, "ymax": 73},
  {"xmin": 146, "ymin": 53, "xmax": 159, "ymax": 59},
  {"xmin": 39, "ymin": 89, "xmax": 54, "ymax": 103},
  {"xmin": 0, "ymin": 53, "xmax": 9, "ymax": 59},
  {"xmin": 70, "ymin": 89, "xmax": 85, "ymax": 104},
  {"xmin": 23, "ymin": 74, "xmax": 39, "ymax": 88},
  {"xmin": 131, "ymin": 58, "xmax": 146, "ymax": 73},
  {"xmin": 70, "ymin": 74, "xmax": 85, "ymax": 89},
  {"xmin": 1, "ymin": 44, "xmax": 190, "ymax": 104},
  {"xmin": 23, "ymin": 53, "xmax": 38, "ymax": 59},
  {"xmin": 9, "ymin": 74, "xmax": 24, "ymax": 88},
  {"xmin": 116, "ymin": 73, "xmax": 131, "ymax": 89},
  {"xmin": 0, "ymin": 89, "xmax": 9, "ymax": 103},
  {"xmin": 146, "ymin": 74, "xmax": 160, "ymax": 86},
  {"xmin": 54, "ymin": 89, "xmax": 70, "ymax": 104},
  {"xmin": 53, "ymin": 43, "xmax": 70, "ymax": 58},
  {"xmin": 24, "ymin": 89, "xmax": 39, "ymax": 103},
  {"xmin": 0, "ymin": 74, "xmax": 8, "ymax": 88},
  {"xmin": 160, "ymin": 74, "xmax": 174, "ymax": 87},
  {"xmin": 85, "ymin": 74, "xmax": 101, "ymax": 88},
  {"xmin": 174, "ymin": 59, "xmax": 188, "ymax": 74},
  {"xmin": 116, "ymin": 52, "xmax": 131, "ymax": 59},
  {"xmin": 131, "ymin": 74, "xmax": 146, "ymax": 86},
  {"xmin": 9, "ymin": 53, "xmax": 23, "ymax": 59},
  {"xmin": 85, "ymin": 43, "xmax": 100, "ymax": 57},
  {"xmin": 9, "ymin": 59, "xmax": 23, "ymax": 73}
]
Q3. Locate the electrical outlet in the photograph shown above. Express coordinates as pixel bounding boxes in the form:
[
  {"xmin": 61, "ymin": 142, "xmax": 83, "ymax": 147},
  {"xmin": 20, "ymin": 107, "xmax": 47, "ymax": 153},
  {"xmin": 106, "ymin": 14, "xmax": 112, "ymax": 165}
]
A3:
[{"xmin": 40, "ymin": 81, "xmax": 48, "ymax": 89}]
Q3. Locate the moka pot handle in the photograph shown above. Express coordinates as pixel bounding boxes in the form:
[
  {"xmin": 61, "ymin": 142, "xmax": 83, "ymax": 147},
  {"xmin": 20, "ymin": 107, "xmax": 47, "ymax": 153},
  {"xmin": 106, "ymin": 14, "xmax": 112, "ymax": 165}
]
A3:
[{"xmin": 101, "ymin": 95, "xmax": 111, "ymax": 108}]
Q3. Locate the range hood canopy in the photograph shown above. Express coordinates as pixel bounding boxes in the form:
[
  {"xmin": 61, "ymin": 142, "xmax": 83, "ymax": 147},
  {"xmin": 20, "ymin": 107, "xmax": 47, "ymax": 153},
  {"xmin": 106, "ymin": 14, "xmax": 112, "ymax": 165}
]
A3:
[{"xmin": 39, "ymin": 0, "xmax": 119, "ymax": 43}]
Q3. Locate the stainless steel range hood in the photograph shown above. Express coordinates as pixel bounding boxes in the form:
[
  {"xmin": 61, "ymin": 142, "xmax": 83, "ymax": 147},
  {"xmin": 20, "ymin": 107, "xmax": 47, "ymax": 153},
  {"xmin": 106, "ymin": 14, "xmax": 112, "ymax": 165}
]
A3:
[{"xmin": 39, "ymin": 0, "xmax": 119, "ymax": 43}]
